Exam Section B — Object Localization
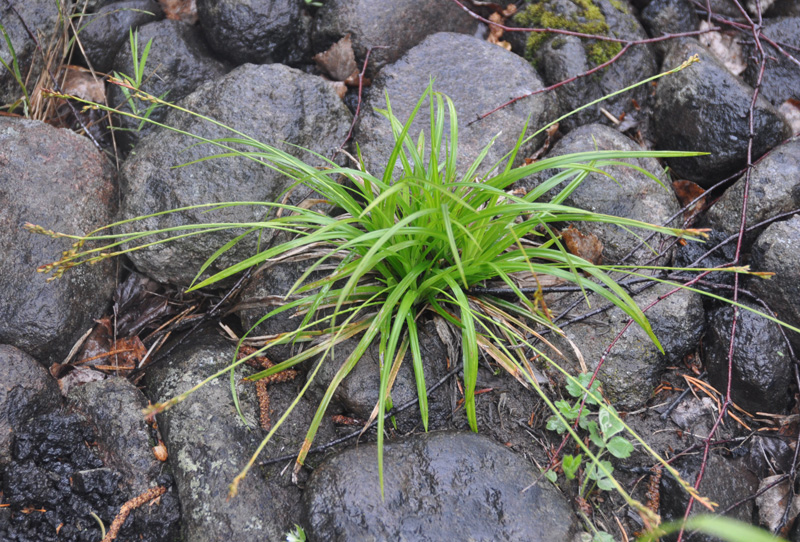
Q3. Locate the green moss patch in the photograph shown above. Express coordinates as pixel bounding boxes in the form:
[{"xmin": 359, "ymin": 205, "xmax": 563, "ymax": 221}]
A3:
[{"xmin": 515, "ymin": 0, "xmax": 624, "ymax": 66}]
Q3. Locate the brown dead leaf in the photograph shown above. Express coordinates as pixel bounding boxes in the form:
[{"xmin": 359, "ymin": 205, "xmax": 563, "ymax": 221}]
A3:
[
  {"xmin": 562, "ymin": 225, "xmax": 604, "ymax": 266},
  {"xmin": 699, "ymin": 21, "xmax": 745, "ymax": 76},
  {"xmin": 486, "ymin": 6, "xmax": 517, "ymax": 49},
  {"xmin": 672, "ymin": 180, "xmax": 706, "ymax": 222},
  {"xmin": 59, "ymin": 65, "xmax": 105, "ymax": 102},
  {"xmin": 779, "ymin": 99, "xmax": 800, "ymax": 134},
  {"xmin": 314, "ymin": 34, "xmax": 358, "ymax": 82},
  {"xmin": 159, "ymin": 0, "xmax": 197, "ymax": 24}
]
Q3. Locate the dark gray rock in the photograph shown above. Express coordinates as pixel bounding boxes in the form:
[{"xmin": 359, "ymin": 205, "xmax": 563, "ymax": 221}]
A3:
[
  {"xmin": 236, "ymin": 255, "xmax": 331, "ymax": 362},
  {"xmin": 513, "ymin": 0, "xmax": 656, "ymax": 133},
  {"xmin": 654, "ymin": 39, "xmax": 791, "ymax": 187},
  {"xmin": 78, "ymin": 0, "xmax": 163, "ymax": 73},
  {"xmin": 0, "ymin": 345, "xmax": 60, "ymax": 467},
  {"xmin": 312, "ymin": 0, "xmax": 479, "ymax": 77},
  {"xmin": 545, "ymin": 283, "xmax": 705, "ymax": 408},
  {"xmin": 705, "ymin": 302, "xmax": 792, "ymax": 414},
  {"xmin": 743, "ymin": 17, "xmax": 800, "ymax": 106},
  {"xmin": 661, "ymin": 453, "xmax": 758, "ymax": 542},
  {"xmin": 66, "ymin": 377, "xmax": 166, "ymax": 497},
  {"xmin": 118, "ymin": 63, "xmax": 352, "ymax": 286},
  {"xmin": 311, "ymin": 318, "xmax": 451, "ymax": 432},
  {"xmin": 0, "ymin": 117, "xmax": 116, "ymax": 364},
  {"xmin": 302, "ymin": 431, "xmax": 579, "ymax": 542},
  {"xmin": 750, "ymin": 215, "xmax": 800, "ymax": 353},
  {"xmin": 517, "ymin": 123, "xmax": 681, "ymax": 265},
  {"xmin": 0, "ymin": 0, "xmax": 59, "ymax": 106},
  {"xmin": 197, "ymin": 0, "xmax": 303, "ymax": 65},
  {"xmin": 768, "ymin": 0, "xmax": 800, "ymax": 16},
  {"xmin": 145, "ymin": 331, "xmax": 333, "ymax": 541},
  {"xmin": 108, "ymin": 18, "xmax": 228, "ymax": 151},
  {"xmin": 640, "ymin": 0, "xmax": 699, "ymax": 59},
  {"xmin": 704, "ymin": 137, "xmax": 800, "ymax": 248},
  {"xmin": 354, "ymin": 32, "xmax": 557, "ymax": 180}
]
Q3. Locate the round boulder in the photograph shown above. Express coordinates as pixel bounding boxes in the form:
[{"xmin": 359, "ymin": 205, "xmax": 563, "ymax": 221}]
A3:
[
  {"xmin": 312, "ymin": 0, "xmax": 479, "ymax": 77},
  {"xmin": 704, "ymin": 137, "xmax": 800, "ymax": 249},
  {"xmin": 302, "ymin": 431, "xmax": 579, "ymax": 541},
  {"xmin": 654, "ymin": 39, "xmax": 790, "ymax": 187},
  {"xmin": 354, "ymin": 32, "xmax": 557, "ymax": 180},
  {"xmin": 0, "ymin": 117, "xmax": 117, "ymax": 364},
  {"xmin": 197, "ymin": 0, "xmax": 303, "ymax": 65},
  {"xmin": 118, "ymin": 63, "xmax": 352, "ymax": 286}
]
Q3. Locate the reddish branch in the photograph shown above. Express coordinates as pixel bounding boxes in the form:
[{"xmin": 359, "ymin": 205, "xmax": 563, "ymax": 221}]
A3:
[{"xmin": 333, "ymin": 45, "xmax": 389, "ymax": 161}]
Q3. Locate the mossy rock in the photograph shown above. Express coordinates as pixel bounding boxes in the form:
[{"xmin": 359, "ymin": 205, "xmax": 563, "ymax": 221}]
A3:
[
  {"xmin": 514, "ymin": 0, "xmax": 626, "ymax": 66},
  {"xmin": 511, "ymin": 0, "xmax": 656, "ymax": 133}
]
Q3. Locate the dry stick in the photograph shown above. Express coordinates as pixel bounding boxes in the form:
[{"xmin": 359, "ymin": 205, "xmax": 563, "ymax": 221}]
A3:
[
  {"xmin": 258, "ymin": 365, "xmax": 461, "ymax": 467},
  {"xmin": 101, "ymin": 486, "xmax": 167, "ymax": 542},
  {"xmin": 677, "ymin": 2, "xmax": 766, "ymax": 539},
  {"xmin": 450, "ymin": 0, "xmax": 719, "ymax": 124},
  {"xmin": 4, "ymin": 0, "xmax": 104, "ymax": 152},
  {"xmin": 332, "ymin": 45, "xmax": 389, "ymax": 161}
]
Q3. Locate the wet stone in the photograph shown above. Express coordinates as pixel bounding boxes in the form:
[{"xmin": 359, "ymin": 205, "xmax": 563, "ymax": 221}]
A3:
[
  {"xmin": 640, "ymin": 0, "xmax": 699, "ymax": 60},
  {"xmin": 310, "ymin": 318, "xmax": 451, "ymax": 433},
  {"xmin": 302, "ymin": 431, "xmax": 579, "ymax": 541},
  {"xmin": 704, "ymin": 137, "xmax": 800, "ymax": 250},
  {"xmin": 705, "ymin": 302, "xmax": 792, "ymax": 414},
  {"xmin": 108, "ymin": 18, "xmax": 229, "ymax": 151},
  {"xmin": 654, "ymin": 39, "xmax": 791, "ymax": 187},
  {"xmin": 545, "ymin": 283, "xmax": 704, "ymax": 409},
  {"xmin": 743, "ymin": 17, "xmax": 800, "ymax": 106},
  {"xmin": 354, "ymin": 32, "xmax": 556, "ymax": 180},
  {"xmin": 118, "ymin": 63, "xmax": 352, "ymax": 286},
  {"xmin": 517, "ymin": 123, "xmax": 681, "ymax": 265},
  {"xmin": 311, "ymin": 0, "xmax": 479, "ymax": 77},
  {"xmin": 1, "ymin": 409, "xmax": 178, "ymax": 542},
  {"xmin": 0, "ymin": 0, "xmax": 59, "ymax": 105},
  {"xmin": 0, "ymin": 345, "xmax": 61, "ymax": 467},
  {"xmin": 0, "ymin": 117, "xmax": 117, "ymax": 365},
  {"xmin": 78, "ymin": 0, "xmax": 164, "ymax": 73},
  {"xmin": 197, "ymin": 0, "xmax": 303, "ymax": 65},
  {"xmin": 749, "ymin": 214, "xmax": 800, "ymax": 354},
  {"xmin": 144, "ymin": 331, "xmax": 331, "ymax": 541}
]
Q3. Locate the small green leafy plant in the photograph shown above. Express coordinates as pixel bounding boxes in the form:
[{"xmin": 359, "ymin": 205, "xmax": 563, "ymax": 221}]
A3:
[
  {"xmin": 285, "ymin": 524, "xmax": 307, "ymax": 542},
  {"xmin": 111, "ymin": 28, "xmax": 166, "ymax": 132},
  {"xmin": 545, "ymin": 374, "xmax": 633, "ymax": 494}
]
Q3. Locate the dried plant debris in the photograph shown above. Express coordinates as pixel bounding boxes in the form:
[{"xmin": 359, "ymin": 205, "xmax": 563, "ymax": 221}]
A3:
[
  {"xmin": 160, "ymin": 0, "xmax": 197, "ymax": 24},
  {"xmin": 699, "ymin": 20, "xmax": 746, "ymax": 76},
  {"xmin": 561, "ymin": 225, "xmax": 604, "ymax": 266},
  {"xmin": 672, "ymin": 179, "xmax": 706, "ymax": 223},
  {"xmin": 238, "ymin": 345, "xmax": 299, "ymax": 430},
  {"xmin": 314, "ymin": 34, "xmax": 359, "ymax": 82},
  {"xmin": 486, "ymin": 4, "xmax": 517, "ymax": 51}
]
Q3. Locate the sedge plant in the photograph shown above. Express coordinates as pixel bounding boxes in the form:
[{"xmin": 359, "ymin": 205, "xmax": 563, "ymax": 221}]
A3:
[{"xmin": 32, "ymin": 55, "xmax": 777, "ymax": 532}]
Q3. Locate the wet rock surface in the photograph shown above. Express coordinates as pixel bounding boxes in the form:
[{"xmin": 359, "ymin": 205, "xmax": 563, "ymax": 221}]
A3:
[
  {"xmin": 108, "ymin": 18, "xmax": 229, "ymax": 151},
  {"xmin": 743, "ymin": 17, "xmax": 800, "ymax": 106},
  {"xmin": 312, "ymin": 0, "xmax": 479, "ymax": 76},
  {"xmin": 302, "ymin": 431, "xmax": 579, "ymax": 542},
  {"xmin": 517, "ymin": 123, "xmax": 681, "ymax": 265},
  {"xmin": 118, "ymin": 63, "xmax": 352, "ymax": 286},
  {"xmin": 704, "ymin": 137, "xmax": 800, "ymax": 248},
  {"xmin": 705, "ymin": 302, "xmax": 792, "ymax": 414},
  {"xmin": 546, "ymin": 283, "xmax": 705, "ymax": 409},
  {"xmin": 145, "ymin": 331, "xmax": 334, "ymax": 542},
  {"xmin": 0, "ymin": 409, "xmax": 179, "ymax": 542},
  {"xmin": 78, "ymin": 0, "xmax": 164, "ymax": 73},
  {"xmin": 354, "ymin": 32, "xmax": 556, "ymax": 179},
  {"xmin": 3, "ymin": 3, "xmax": 800, "ymax": 540},
  {"xmin": 0, "ymin": 118, "xmax": 117, "ymax": 365},
  {"xmin": 750, "ymin": 215, "xmax": 800, "ymax": 353},
  {"xmin": 0, "ymin": 0, "xmax": 59, "ymax": 105},
  {"xmin": 197, "ymin": 0, "xmax": 303, "ymax": 65},
  {"xmin": 0, "ymin": 345, "xmax": 61, "ymax": 467},
  {"xmin": 654, "ymin": 39, "xmax": 791, "ymax": 186},
  {"xmin": 311, "ymin": 318, "xmax": 452, "ymax": 432}
]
